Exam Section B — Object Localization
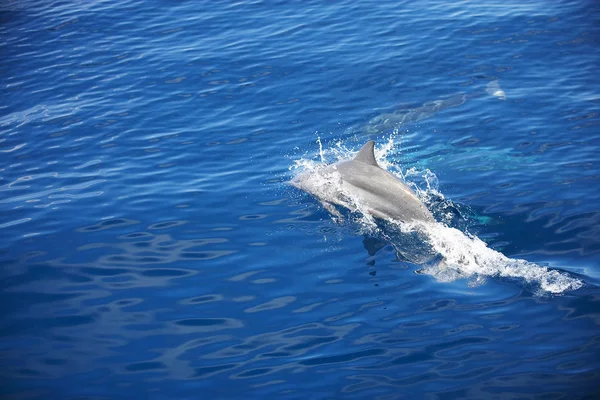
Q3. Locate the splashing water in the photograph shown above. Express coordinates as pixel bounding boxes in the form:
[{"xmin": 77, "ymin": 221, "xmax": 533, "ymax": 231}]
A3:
[
  {"xmin": 290, "ymin": 138, "xmax": 584, "ymax": 294},
  {"xmin": 400, "ymin": 221, "xmax": 583, "ymax": 294}
]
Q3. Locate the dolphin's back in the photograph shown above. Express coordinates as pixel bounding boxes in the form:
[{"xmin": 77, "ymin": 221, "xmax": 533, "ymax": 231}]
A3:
[
  {"xmin": 336, "ymin": 160, "xmax": 434, "ymax": 223},
  {"xmin": 292, "ymin": 140, "xmax": 435, "ymax": 224}
]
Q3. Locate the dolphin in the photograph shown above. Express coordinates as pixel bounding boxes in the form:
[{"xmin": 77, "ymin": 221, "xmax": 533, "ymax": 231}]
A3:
[
  {"xmin": 363, "ymin": 80, "xmax": 505, "ymax": 135},
  {"xmin": 291, "ymin": 140, "xmax": 585, "ymax": 294},
  {"xmin": 364, "ymin": 94, "xmax": 469, "ymax": 135},
  {"xmin": 292, "ymin": 141, "xmax": 435, "ymax": 224}
]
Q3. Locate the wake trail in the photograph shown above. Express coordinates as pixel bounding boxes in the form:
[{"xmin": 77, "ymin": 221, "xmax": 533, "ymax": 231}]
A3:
[{"xmin": 399, "ymin": 220, "xmax": 583, "ymax": 294}]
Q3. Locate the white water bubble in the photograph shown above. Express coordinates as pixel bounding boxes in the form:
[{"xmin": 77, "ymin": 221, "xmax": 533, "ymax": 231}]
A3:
[{"xmin": 411, "ymin": 222, "xmax": 583, "ymax": 294}]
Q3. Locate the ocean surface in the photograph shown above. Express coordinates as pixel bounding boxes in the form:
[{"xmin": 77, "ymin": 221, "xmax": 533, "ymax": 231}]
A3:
[{"xmin": 2, "ymin": 0, "xmax": 600, "ymax": 398}]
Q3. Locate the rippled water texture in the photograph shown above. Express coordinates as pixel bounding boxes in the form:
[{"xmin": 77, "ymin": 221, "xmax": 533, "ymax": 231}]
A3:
[{"xmin": 2, "ymin": 0, "xmax": 600, "ymax": 399}]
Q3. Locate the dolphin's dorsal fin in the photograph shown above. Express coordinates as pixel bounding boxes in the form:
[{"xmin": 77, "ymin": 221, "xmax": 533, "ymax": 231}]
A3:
[{"xmin": 354, "ymin": 140, "xmax": 379, "ymax": 166}]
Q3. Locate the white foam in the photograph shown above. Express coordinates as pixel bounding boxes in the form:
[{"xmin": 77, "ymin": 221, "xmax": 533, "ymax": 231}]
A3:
[{"xmin": 400, "ymin": 221, "xmax": 583, "ymax": 294}]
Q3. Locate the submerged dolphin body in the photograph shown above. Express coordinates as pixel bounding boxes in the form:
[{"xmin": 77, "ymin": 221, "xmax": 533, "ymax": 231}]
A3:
[
  {"xmin": 292, "ymin": 141, "xmax": 434, "ymax": 224},
  {"xmin": 363, "ymin": 80, "xmax": 505, "ymax": 135},
  {"xmin": 364, "ymin": 94, "xmax": 469, "ymax": 135}
]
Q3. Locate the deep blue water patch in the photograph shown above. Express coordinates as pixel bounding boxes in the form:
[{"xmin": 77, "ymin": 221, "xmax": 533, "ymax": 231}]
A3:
[{"xmin": 1, "ymin": 0, "xmax": 600, "ymax": 399}]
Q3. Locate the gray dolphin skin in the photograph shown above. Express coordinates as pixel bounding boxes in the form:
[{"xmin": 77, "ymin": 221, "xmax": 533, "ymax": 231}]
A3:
[{"xmin": 292, "ymin": 141, "xmax": 435, "ymax": 224}]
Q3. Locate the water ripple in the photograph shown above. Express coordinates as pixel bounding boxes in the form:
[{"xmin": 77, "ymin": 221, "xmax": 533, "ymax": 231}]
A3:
[{"xmin": 1, "ymin": 0, "xmax": 599, "ymax": 398}]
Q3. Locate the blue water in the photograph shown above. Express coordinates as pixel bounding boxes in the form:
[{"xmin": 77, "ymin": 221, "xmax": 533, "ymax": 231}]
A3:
[{"xmin": 2, "ymin": 0, "xmax": 600, "ymax": 398}]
